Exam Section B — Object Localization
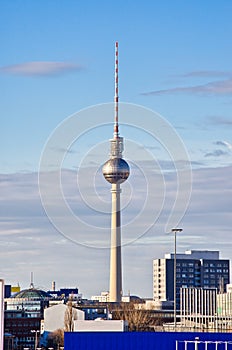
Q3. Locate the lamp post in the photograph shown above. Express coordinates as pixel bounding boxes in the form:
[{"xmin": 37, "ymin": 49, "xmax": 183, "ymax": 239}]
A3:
[
  {"xmin": 31, "ymin": 330, "xmax": 40, "ymax": 350},
  {"xmin": 171, "ymin": 228, "xmax": 183, "ymax": 330}
]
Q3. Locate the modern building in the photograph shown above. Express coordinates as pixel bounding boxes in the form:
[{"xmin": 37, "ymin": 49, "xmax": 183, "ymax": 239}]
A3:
[
  {"xmin": 153, "ymin": 250, "xmax": 230, "ymax": 310},
  {"xmin": 4, "ymin": 283, "xmax": 85, "ymax": 349},
  {"xmin": 178, "ymin": 287, "xmax": 217, "ymax": 330},
  {"xmin": 166, "ymin": 285, "xmax": 232, "ymax": 332},
  {"xmin": 217, "ymin": 284, "xmax": 232, "ymax": 316},
  {"xmin": 47, "ymin": 286, "xmax": 82, "ymax": 302},
  {"xmin": 40, "ymin": 303, "xmax": 85, "ymax": 347},
  {"xmin": 4, "ymin": 287, "xmax": 52, "ymax": 349},
  {"xmin": 77, "ymin": 300, "xmax": 108, "ymax": 320}
]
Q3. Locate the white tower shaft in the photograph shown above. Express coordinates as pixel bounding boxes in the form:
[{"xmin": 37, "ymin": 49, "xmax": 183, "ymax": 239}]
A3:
[{"xmin": 109, "ymin": 183, "xmax": 122, "ymax": 301}]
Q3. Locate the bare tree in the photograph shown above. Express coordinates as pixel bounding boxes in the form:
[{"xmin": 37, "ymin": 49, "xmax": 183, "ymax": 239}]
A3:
[
  {"xmin": 47, "ymin": 328, "xmax": 64, "ymax": 349},
  {"xmin": 110, "ymin": 301, "xmax": 154, "ymax": 331},
  {"xmin": 64, "ymin": 297, "xmax": 77, "ymax": 332}
]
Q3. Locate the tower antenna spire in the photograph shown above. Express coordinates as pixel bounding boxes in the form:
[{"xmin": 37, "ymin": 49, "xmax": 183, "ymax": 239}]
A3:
[{"xmin": 114, "ymin": 41, "xmax": 119, "ymax": 139}]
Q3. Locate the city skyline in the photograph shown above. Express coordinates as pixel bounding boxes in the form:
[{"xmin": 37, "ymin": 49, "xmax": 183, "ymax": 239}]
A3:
[{"xmin": 0, "ymin": 1, "xmax": 232, "ymax": 298}]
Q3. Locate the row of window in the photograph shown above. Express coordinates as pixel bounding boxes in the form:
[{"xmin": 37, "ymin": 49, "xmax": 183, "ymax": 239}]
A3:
[
  {"xmin": 204, "ymin": 268, "xmax": 228, "ymax": 273},
  {"xmin": 203, "ymin": 279, "xmax": 228, "ymax": 284},
  {"xmin": 204, "ymin": 263, "xmax": 228, "ymax": 268},
  {"xmin": 6, "ymin": 321, "xmax": 40, "ymax": 327},
  {"xmin": 177, "ymin": 274, "xmax": 194, "ymax": 278},
  {"xmin": 18, "ymin": 336, "xmax": 34, "ymax": 342},
  {"xmin": 176, "ymin": 262, "xmax": 197, "ymax": 267},
  {"xmin": 204, "ymin": 274, "xmax": 229, "ymax": 278},
  {"xmin": 178, "ymin": 269, "xmax": 195, "ymax": 273}
]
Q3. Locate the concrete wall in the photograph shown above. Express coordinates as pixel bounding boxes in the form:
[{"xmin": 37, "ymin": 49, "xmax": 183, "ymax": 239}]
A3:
[{"xmin": 74, "ymin": 320, "xmax": 127, "ymax": 332}]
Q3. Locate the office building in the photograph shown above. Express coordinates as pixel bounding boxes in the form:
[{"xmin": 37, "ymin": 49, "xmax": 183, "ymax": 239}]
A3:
[
  {"xmin": 4, "ymin": 287, "xmax": 52, "ymax": 349},
  {"xmin": 153, "ymin": 250, "xmax": 229, "ymax": 310}
]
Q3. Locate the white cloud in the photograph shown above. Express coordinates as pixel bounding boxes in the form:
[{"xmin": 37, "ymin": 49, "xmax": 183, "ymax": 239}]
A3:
[
  {"xmin": 0, "ymin": 61, "xmax": 83, "ymax": 76},
  {"xmin": 0, "ymin": 165, "xmax": 231, "ymax": 297},
  {"xmin": 178, "ymin": 71, "xmax": 232, "ymax": 78},
  {"xmin": 215, "ymin": 140, "xmax": 232, "ymax": 151},
  {"xmin": 141, "ymin": 79, "xmax": 232, "ymax": 96},
  {"xmin": 204, "ymin": 149, "xmax": 228, "ymax": 157}
]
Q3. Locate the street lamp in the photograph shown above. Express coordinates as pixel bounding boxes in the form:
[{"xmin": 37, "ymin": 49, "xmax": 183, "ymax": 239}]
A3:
[
  {"xmin": 31, "ymin": 330, "xmax": 40, "ymax": 350},
  {"xmin": 171, "ymin": 228, "xmax": 183, "ymax": 330}
]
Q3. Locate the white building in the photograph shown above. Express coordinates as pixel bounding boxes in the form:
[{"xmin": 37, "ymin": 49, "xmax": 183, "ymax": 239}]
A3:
[
  {"xmin": 91, "ymin": 292, "xmax": 110, "ymax": 303},
  {"xmin": 42, "ymin": 303, "xmax": 85, "ymax": 333},
  {"xmin": 74, "ymin": 319, "xmax": 128, "ymax": 332},
  {"xmin": 217, "ymin": 284, "xmax": 232, "ymax": 316}
]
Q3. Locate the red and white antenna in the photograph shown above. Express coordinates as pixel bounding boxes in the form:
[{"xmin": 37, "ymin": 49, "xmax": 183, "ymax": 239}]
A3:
[{"xmin": 114, "ymin": 41, "xmax": 119, "ymax": 139}]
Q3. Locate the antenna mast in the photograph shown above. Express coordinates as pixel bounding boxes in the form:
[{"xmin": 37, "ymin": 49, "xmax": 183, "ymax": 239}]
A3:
[
  {"xmin": 30, "ymin": 272, "xmax": 34, "ymax": 289},
  {"xmin": 114, "ymin": 41, "xmax": 119, "ymax": 139}
]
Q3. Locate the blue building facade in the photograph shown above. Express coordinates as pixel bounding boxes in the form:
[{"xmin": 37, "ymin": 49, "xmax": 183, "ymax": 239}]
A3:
[{"xmin": 65, "ymin": 332, "xmax": 232, "ymax": 350}]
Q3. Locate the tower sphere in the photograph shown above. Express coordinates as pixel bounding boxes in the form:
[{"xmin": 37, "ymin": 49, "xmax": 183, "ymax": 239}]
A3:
[{"xmin": 102, "ymin": 158, "xmax": 130, "ymax": 184}]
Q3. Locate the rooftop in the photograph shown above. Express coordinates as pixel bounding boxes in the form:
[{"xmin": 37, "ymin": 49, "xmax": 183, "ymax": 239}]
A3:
[
  {"xmin": 12, "ymin": 288, "xmax": 51, "ymax": 300},
  {"xmin": 164, "ymin": 250, "xmax": 220, "ymax": 260}
]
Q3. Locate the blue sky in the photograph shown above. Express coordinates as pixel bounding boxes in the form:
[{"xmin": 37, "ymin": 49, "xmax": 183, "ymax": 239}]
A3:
[{"xmin": 0, "ymin": 1, "xmax": 232, "ymax": 297}]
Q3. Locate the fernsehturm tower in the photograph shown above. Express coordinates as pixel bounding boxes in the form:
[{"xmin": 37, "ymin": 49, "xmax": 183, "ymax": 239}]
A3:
[{"xmin": 102, "ymin": 42, "xmax": 130, "ymax": 302}]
